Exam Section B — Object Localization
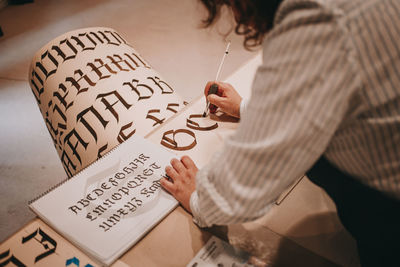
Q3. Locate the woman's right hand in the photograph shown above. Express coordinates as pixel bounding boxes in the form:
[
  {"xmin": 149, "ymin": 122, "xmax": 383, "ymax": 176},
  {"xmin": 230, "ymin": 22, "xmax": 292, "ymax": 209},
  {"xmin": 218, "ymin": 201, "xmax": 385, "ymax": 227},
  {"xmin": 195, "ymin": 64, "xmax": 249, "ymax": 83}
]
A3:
[{"xmin": 204, "ymin": 81, "xmax": 242, "ymax": 118}]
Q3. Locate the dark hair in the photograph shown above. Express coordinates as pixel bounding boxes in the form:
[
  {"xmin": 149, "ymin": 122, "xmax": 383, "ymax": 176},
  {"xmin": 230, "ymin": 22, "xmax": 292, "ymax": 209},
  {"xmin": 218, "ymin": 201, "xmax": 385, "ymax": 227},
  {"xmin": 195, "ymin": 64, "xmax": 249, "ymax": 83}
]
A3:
[{"xmin": 199, "ymin": 0, "xmax": 282, "ymax": 49}]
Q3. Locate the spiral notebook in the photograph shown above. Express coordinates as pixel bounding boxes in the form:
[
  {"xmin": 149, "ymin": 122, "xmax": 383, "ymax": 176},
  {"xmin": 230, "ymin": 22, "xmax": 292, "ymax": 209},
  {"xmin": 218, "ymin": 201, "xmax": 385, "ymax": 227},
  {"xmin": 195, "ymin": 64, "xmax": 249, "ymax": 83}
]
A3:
[{"xmin": 29, "ymin": 135, "xmax": 178, "ymax": 266}]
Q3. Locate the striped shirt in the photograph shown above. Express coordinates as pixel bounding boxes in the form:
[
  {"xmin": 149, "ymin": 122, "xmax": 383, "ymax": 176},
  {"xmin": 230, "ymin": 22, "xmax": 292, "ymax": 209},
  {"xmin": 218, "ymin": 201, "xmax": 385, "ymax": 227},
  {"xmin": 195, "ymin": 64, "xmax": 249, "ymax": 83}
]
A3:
[{"xmin": 190, "ymin": 0, "xmax": 400, "ymax": 227}]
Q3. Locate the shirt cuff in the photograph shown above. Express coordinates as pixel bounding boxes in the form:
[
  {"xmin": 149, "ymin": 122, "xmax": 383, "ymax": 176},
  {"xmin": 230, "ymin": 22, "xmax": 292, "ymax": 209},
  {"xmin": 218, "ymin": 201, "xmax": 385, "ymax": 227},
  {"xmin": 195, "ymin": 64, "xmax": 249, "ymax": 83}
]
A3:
[
  {"xmin": 189, "ymin": 191, "xmax": 208, "ymax": 228},
  {"xmin": 239, "ymin": 98, "xmax": 248, "ymax": 118}
]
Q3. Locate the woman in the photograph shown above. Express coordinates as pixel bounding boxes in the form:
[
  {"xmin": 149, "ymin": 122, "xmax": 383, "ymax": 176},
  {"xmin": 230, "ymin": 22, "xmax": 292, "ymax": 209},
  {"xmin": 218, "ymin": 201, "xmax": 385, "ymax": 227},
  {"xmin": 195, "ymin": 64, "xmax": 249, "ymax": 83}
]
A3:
[{"xmin": 161, "ymin": 1, "xmax": 400, "ymax": 266}]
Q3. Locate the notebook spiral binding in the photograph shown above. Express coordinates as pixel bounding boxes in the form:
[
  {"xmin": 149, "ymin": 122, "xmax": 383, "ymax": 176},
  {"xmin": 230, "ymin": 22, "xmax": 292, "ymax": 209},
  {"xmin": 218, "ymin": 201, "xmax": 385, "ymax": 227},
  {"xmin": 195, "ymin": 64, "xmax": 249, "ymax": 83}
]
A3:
[{"xmin": 28, "ymin": 139, "xmax": 129, "ymax": 205}]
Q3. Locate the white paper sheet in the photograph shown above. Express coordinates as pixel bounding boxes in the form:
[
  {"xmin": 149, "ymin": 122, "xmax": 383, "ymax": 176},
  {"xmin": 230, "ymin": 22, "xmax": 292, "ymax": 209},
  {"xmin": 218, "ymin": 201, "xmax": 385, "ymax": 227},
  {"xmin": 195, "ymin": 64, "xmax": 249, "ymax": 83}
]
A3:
[{"xmin": 30, "ymin": 135, "xmax": 178, "ymax": 266}]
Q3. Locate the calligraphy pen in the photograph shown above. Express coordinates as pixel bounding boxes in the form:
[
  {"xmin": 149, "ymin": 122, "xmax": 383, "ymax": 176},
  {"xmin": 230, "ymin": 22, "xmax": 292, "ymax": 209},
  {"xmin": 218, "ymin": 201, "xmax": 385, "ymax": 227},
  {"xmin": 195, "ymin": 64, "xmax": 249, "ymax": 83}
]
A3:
[{"xmin": 202, "ymin": 41, "xmax": 231, "ymax": 117}]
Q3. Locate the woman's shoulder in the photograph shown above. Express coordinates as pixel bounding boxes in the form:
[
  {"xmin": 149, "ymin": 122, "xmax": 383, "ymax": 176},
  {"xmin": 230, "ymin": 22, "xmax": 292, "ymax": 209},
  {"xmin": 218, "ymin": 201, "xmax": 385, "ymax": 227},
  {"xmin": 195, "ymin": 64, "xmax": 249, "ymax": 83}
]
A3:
[{"xmin": 274, "ymin": 0, "xmax": 368, "ymax": 25}]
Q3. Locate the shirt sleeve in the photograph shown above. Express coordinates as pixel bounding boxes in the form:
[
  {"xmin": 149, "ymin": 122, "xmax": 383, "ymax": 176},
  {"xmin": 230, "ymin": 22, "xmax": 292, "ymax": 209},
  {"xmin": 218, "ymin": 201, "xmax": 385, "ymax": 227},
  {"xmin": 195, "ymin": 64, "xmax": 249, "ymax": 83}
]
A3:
[
  {"xmin": 190, "ymin": 2, "xmax": 360, "ymax": 227},
  {"xmin": 239, "ymin": 98, "xmax": 248, "ymax": 118}
]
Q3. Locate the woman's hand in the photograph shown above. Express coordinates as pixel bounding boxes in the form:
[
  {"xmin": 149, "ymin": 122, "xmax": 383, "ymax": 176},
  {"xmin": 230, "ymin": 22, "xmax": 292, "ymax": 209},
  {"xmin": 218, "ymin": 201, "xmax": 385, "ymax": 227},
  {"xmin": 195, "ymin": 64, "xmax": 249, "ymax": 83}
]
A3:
[
  {"xmin": 160, "ymin": 156, "xmax": 198, "ymax": 213},
  {"xmin": 204, "ymin": 81, "xmax": 242, "ymax": 118}
]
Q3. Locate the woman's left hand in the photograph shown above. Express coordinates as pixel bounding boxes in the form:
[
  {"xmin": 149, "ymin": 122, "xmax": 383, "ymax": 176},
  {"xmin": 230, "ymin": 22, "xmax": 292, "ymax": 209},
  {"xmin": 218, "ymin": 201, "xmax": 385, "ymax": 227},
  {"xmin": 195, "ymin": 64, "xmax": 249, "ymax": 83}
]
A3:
[{"xmin": 160, "ymin": 155, "xmax": 198, "ymax": 213}]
